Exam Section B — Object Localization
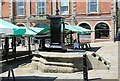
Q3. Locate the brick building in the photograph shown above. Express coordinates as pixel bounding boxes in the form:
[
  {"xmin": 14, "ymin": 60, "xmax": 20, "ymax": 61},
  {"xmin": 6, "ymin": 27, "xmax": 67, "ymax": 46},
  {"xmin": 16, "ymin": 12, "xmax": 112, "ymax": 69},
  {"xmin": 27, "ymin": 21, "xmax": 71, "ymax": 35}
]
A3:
[{"xmin": 0, "ymin": 0, "xmax": 118, "ymax": 42}]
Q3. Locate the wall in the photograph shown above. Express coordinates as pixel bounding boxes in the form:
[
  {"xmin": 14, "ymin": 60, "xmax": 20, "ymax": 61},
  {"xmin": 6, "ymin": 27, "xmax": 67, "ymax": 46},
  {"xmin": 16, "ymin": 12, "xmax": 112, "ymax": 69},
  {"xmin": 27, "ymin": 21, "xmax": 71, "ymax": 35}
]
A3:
[{"xmin": 0, "ymin": 0, "xmax": 116, "ymax": 42}]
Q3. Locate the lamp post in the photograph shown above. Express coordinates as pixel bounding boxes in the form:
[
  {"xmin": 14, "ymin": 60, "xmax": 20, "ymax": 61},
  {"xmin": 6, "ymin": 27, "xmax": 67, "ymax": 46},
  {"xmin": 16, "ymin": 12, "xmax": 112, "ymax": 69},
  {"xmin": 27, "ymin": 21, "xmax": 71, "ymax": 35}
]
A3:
[
  {"xmin": 113, "ymin": 15, "xmax": 117, "ymax": 42},
  {"xmin": 112, "ymin": 1, "xmax": 118, "ymax": 42}
]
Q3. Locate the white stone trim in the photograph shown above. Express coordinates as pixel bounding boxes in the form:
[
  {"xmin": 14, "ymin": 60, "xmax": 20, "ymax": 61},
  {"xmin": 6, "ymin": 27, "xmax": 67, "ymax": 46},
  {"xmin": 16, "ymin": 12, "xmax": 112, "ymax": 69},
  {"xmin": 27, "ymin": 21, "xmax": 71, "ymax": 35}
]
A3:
[
  {"xmin": 65, "ymin": 22, "xmax": 70, "ymax": 25},
  {"xmin": 26, "ymin": 0, "xmax": 30, "ymax": 18},
  {"xmin": 52, "ymin": 0, "xmax": 56, "ymax": 15},
  {"xmin": 0, "ymin": 0, "xmax": 2, "ymax": 17},
  {"xmin": 16, "ymin": 23, "xmax": 26, "ymax": 27},
  {"xmin": 77, "ymin": 21, "xmax": 92, "ymax": 30},
  {"xmin": 93, "ymin": 21, "xmax": 111, "ymax": 30}
]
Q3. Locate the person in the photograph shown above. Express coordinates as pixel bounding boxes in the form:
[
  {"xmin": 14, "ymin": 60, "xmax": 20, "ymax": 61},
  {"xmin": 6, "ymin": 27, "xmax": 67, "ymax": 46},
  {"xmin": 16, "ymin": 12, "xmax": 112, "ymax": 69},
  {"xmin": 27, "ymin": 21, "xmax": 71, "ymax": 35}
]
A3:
[
  {"xmin": 73, "ymin": 39, "xmax": 79, "ymax": 49},
  {"xmin": 17, "ymin": 38, "xmax": 21, "ymax": 46},
  {"xmin": 21, "ymin": 37, "xmax": 25, "ymax": 46}
]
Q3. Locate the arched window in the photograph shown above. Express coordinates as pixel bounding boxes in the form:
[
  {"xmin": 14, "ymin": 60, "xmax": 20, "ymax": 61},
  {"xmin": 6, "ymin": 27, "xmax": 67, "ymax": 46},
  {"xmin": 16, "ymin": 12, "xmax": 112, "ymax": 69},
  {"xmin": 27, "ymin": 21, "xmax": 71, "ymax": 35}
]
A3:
[
  {"xmin": 79, "ymin": 23, "xmax": 91, "ymax": 29},
  {"xmin": 17, "ymin": 23, "xmax": 25, "ymax": 27},
  {"xmin": 95, "ymin": 23, "xmax": 109, "ymax": 39},
  {"xmin": 34, "ymin": 23, "xmax": 48, "ymax": 28},
  {"xmin": 64, "ymin": 22, "xmax": 69, "ymax": 25},
  {"xmin": 79, "ymin": 23, "xmax": 91, "ymax": 42}
]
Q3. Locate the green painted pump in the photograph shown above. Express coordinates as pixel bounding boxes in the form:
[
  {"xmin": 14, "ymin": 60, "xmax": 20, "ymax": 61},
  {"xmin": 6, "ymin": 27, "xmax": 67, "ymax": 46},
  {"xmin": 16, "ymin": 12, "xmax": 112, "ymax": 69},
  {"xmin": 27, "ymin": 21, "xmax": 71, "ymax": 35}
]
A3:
[{"xmin": 48, "ymin": 15, "xmax": 66, "ymax": 51}]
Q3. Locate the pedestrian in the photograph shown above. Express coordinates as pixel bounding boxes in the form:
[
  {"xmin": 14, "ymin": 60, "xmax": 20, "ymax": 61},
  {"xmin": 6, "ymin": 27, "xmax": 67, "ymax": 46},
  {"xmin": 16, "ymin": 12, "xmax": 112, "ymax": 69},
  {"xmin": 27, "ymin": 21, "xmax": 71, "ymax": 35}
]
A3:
[
  {"xmin": 21, "ymin": 37, "xmax": 25, "ymax": 46},
  {"xmin": 17, "ymin": 38, "xmax": 21, "ymax": 46},
  {"xmin": 73, "ymin": 39, "xmax": 79, "ymax": 49}
]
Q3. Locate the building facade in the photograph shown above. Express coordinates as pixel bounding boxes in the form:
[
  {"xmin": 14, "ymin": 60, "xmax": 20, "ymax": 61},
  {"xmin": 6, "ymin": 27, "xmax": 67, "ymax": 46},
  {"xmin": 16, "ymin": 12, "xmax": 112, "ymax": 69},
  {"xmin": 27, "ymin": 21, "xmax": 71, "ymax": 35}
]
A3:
[
  {"xmin": 0, "ymin": 0, "xmax": 118, "ymax": 42},
  {"xmin": 118, "ymin": 0, "xmax": 120, "ymax": 8}
]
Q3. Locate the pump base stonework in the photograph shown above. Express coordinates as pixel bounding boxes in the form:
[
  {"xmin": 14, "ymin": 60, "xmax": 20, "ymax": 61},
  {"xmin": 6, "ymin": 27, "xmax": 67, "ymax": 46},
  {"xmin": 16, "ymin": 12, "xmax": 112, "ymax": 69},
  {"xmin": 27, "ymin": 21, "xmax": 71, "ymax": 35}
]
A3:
[{"xmin": 32, "ymin": 51, "xmax": 92, "ymax": 73}]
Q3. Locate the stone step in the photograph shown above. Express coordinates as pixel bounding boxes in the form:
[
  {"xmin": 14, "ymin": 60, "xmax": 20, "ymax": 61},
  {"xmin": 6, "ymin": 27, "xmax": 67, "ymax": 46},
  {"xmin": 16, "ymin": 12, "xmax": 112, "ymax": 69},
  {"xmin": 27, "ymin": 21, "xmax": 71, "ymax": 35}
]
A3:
[
  {"xmin": 32, "ymin": 56, "xmax": 74, "ymax": 67},
  {"xmin": 32, "ymin": 51, "xmax": 83, "ymax": 58},
  {"xmin": 87, "ymin": 54, "xmax": 107, "ymax": 70},
  {"xmin": 90, "ymin": 52, "xmax": 111, "ymax": 70},
  {"xmin": 32, "ymin": 51, "xmax": 92, "ymax": 73},
  {"xmin": 32, "ymin": 60, "xmax": 76, "ymax": 73}
]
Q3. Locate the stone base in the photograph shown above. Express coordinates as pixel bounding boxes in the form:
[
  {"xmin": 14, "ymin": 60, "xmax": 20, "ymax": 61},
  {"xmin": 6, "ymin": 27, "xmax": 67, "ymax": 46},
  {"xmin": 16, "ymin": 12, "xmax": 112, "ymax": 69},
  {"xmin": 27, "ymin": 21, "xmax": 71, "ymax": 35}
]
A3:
[{"xmin": 32, "ymin": 50, "xmax": 92, "ymax": 73}]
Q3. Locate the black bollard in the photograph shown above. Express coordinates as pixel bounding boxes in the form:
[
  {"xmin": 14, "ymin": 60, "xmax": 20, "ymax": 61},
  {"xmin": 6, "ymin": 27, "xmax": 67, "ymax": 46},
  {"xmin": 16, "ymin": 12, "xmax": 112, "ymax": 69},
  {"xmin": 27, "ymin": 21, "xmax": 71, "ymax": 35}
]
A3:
[
  {"xmin": 83, "ymin": 54, "xmax": 88, "ymax": 81},
  {"xmin": 8, "ymin": 66, "xmax": 15, "ymax": 81}
]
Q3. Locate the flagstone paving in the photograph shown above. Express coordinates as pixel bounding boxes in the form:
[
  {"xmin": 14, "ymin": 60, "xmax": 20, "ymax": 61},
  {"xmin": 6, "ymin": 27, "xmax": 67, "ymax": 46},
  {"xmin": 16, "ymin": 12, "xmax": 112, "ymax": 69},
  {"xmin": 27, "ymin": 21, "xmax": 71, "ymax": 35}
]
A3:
[{"xmin": 0, "ymin": 41, "xmax": 119, "ymax": 80}]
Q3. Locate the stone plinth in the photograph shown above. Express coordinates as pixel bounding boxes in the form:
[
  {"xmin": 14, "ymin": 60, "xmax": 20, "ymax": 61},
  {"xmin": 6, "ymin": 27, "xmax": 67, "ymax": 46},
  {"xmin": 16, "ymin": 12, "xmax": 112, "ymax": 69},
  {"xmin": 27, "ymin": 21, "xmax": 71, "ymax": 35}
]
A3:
[{"xmin": 32, "ymin": 50, "xmax": 92, "ymax": 73}]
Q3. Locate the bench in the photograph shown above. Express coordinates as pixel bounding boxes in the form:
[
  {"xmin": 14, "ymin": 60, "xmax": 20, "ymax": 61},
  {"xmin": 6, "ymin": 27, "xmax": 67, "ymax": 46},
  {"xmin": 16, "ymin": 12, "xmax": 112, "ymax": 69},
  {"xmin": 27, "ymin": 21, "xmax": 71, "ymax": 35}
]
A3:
[{"xmin": 80, "ymin": 42, "xmax": 91, "ymax": 49}]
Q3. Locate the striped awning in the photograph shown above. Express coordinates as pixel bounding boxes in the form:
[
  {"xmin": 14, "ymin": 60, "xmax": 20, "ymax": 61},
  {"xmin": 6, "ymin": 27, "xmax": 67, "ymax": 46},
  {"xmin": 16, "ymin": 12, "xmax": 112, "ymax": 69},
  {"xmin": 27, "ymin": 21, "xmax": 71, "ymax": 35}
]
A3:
[
  {"xmin": 0, "ymin": 19, "xmax": 26, "ymax": 35},
  {"xmin": 64, "ymin": 25, "xmax": 91, "ymax": 34}
]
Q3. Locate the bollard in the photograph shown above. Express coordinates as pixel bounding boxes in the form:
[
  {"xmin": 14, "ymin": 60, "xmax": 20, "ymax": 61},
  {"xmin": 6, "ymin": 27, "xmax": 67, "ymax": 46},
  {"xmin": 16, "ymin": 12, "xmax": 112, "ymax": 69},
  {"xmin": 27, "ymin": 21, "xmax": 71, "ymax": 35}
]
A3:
[
  {"xmin": 83, "ymin": 54, "xmax": 88, "ymax": 81},
  {"xmin": 8, "ymin": 66, "xmax": 15, "ymax": 81}
]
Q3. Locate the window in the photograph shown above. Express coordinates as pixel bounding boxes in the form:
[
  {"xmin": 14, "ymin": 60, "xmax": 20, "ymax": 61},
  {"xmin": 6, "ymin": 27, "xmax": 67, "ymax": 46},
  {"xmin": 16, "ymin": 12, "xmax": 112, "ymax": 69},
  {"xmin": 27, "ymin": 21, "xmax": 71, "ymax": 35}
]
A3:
[
  {"xmin": 79, "ymin": 23, "xmax": 91, "ymax": 42},
  {"xmin": 16, "ymin": 0, "xmax": 24, "ymax": 16},
  {"xmin": 88, "ymin": 0, "xmax": 98, "ymax": 13},
  {"xmin": 60, "ymin": 0, "xmax": 69, "ymax": 15},
  {"xmin": 37, "ymin": 0, "xmax": 46, "ymax": 14},
  {"xmin": 95, "ymin": 23, "xmax": 109, "ymax": 39}
]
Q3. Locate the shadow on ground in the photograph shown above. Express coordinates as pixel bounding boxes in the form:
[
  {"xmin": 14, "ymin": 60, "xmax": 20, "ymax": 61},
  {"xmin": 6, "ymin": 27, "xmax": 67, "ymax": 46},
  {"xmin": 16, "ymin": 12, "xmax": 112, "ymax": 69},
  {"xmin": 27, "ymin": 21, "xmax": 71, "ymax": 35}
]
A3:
[
  {"xmin": 1, "ymin": 76, "xmax": 57, "ymax": 81},
  {"xmin": 0, "ymin": 55, "xmax": 33, "ymax": 73},
  {"xmin": 89, "ymin": 78, "xmax": 119, "ymax": 81},
  {"xmin": 86, "ymin": 47, "xmax": 101, "ymax": 52},
  {"xmin": 0, "ymin": 76, "xmax": 118, "ymax": 81},
  {"xmin": 67, "ymin": 46, "xmax": 101, "ymax": 52}
]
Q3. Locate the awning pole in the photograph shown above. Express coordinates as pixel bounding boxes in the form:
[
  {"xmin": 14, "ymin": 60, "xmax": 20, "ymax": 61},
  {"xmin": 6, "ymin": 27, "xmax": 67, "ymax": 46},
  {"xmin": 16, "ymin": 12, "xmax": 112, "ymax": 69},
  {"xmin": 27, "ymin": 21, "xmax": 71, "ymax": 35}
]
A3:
[
  {"xmin": 70, "ymin": 31, "xmax": 72, "ymax": 46},
  {"xmin": 41, "ymin": 39, "xmax": 45, "ymax": 50},
  {"xmin": 13, "ymin": 36, "xmax": 16, "ymax": 60},
  {"xmin": 77, "ymin": 33, "xmax": 80, "ymax": 49},
  {"xmin": 62, "ymin": 20, "xmax": 65, "ymax": 43},
  {"xmin": 28, "ymin": 37, "xmax": 31, "ymax": 56},
  {"xmin": 5, "ymin": 37, "xmax": 9, "ymax": 61}
]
